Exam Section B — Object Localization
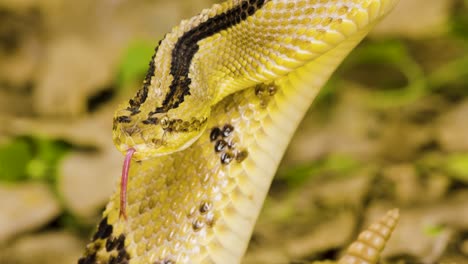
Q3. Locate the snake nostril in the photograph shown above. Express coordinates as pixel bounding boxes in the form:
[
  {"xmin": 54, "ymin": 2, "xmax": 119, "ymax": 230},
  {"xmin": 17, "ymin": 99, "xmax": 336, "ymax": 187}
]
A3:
[{"xmin": 123, "ymin": 125, "xmax": 140, "ymax": 136}]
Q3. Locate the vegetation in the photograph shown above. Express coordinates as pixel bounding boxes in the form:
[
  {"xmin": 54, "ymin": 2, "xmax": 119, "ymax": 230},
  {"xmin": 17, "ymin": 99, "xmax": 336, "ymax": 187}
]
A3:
[{"xmin": 0, "ymin": 0, "xmax": 467, "ymax": 263}]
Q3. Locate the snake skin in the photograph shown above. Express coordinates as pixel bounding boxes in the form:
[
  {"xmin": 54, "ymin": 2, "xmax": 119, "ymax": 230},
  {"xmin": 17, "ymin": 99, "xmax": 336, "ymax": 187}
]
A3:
[{"xmin": 79, "ymin": 1, "xmax": 398, "ymax": 263}]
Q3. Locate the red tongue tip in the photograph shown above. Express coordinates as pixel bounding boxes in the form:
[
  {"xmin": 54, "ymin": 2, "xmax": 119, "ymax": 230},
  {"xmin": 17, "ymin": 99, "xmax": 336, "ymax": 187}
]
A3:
[{"xmin": 120, "ymin": 148, "xmax": 136, "ymax": 220}]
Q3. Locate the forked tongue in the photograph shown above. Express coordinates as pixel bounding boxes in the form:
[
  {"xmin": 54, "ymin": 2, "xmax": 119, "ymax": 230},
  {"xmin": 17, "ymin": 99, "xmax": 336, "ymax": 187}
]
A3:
[{"xmin": 120, "ymin": 148, "xmax": 136, "ymax": 220}]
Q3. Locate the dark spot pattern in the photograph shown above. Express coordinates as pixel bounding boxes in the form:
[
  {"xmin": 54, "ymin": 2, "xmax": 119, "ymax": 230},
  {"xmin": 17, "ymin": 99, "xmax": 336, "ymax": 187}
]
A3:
[
  {"xmin": 255, "ymin": 83, "xmax": 277, "ymax": 107},
  {"xmin": 235, "ymin": 150, "xmax": 249, "ymax": 162},
  {"xmin": 160, "ymin": 117, "xmax": 207, "ymax": 133},
  {"xmin": 206, "ymin": 216, "xmax": 217, "ymax": 228},
  {"xmin": 84, "ymin": 1, "xmax": 271, "ymax": 262},
  {"xmin": 220, "ymin": 152, "xmax": 234, "ymax": 164},
  {"xmin": 78, "ymin": 253, "xmax": 96, "ymax": 264},
  {"xmin": 93, "ymin": 217, "xmax": 113, "ymax": 240},
  {"xmin": 156, "ymin": 0, "xmax": 268, "ymax": 113},
  {"xmin": 210, "ymin": 127, "xmax": 221, "ymax": 141},
  {"xmin": 221, "ymin": 124, "xmax": 234, "ymax": 137},
  {"xmin": 109, "ymin": 256, "xmax": 118, "ymax": 264},
  {"xmin": 78, "ymin": 218, "xmax": 130, "ymax": 264},
  {"xmin": 186, "ymin": 200, "xmax": 216, "ymax": 234},
  {"xmin": 142, "ymin": 117, "xmax": 159, "ymax": 125},
  {"xmin": 210, "ymin": 124, "xmax": 249, "ymax": 165},
  {"xmin": 192, "ymin": 219, "xmax": 205, "ymax": 231},
  {"xmin": 199, "ymin": 201, "xmax": 212, "ymax": 214},
  {"xmin": 214, "ymin": 139, "xmax": 228, "ymax": 152},
  {"xmin": 115, "ymin": 235, "xmax": 125, "ymax": 250},
  {"xmin": 254, "ymin": 83, "xmax": 277, "ymax": 97},
  {"xmin": 116, "ymin": 116, "xmax": 132, "ymax": 124},
  {"xmin": 106, "ymin": 237, "xmax": 117, "ymax": 252},
  {"xmin": 116, "ymin": 250, "xmax": 130, "ymax": 263}
]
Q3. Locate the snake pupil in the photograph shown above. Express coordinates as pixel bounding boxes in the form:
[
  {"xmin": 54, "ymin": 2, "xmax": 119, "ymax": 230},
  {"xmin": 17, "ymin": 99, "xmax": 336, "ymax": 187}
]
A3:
[{"xmin": 120, "ymin": 148, "xmax": 136, "ymax": 219}]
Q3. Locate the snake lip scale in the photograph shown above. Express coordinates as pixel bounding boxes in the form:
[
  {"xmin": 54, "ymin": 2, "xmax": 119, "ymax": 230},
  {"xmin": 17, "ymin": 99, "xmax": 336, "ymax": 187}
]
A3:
[{"xmin": 80, "ymin": 1, "xmax": 399, "ymax": 263}]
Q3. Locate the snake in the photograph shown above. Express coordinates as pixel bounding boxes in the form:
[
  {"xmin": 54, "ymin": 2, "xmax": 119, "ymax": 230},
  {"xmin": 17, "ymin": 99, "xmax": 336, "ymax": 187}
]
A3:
[{"xmin": 78, "ymin": 0, "xmax": 398, "ymax": 263}]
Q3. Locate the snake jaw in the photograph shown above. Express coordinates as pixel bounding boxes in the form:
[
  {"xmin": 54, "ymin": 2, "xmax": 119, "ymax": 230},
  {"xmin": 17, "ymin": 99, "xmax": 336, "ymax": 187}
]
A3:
[{"xmin": 120, "ymin": 147, "xmax": 136, "ymax": 220}]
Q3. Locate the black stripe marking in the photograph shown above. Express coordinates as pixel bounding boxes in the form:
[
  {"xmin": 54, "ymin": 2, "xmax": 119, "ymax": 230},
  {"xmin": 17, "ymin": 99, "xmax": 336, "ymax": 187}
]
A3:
[
  {"xmin": 142, "ymin": 117, "xmax": 159, "ymax": 125},
  {"xmin": 155, "ymin": 0, "xmax": 267, "ymax": 114},
  {"xmin": 116, "ymin": 115, "xmax": 132, "ymax": 123},
  {"xmin": 79, "ymin": 217, "xmax": 131, "ymax": 264},
  {"xmin": 127, "ymin": 38, "xmax": 165, "ymax": 115}
]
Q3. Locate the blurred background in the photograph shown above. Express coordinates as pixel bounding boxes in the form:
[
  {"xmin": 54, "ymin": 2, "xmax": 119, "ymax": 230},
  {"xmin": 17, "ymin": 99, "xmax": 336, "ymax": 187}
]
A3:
[{"xmin": 0, "ymin": 0, "xmax": 468, "ymax": 263}]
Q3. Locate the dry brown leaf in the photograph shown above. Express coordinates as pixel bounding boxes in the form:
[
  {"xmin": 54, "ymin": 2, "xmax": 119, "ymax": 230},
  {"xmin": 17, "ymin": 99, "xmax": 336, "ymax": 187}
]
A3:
[
  {"xmin": 0, "ymin": 182, "xmax": 60, "ymax": 242},
  {"xmin": 34, "ymin": 37, "xmax": 113, "ymax": 117},
  {"xmin": 0, "ymin": 89, "xmax": 34, "ymax": 116},
  {"xmin": 285, "ymin": 210, "xmax": 356, "ymax": 259},
  {"xmin": 58, "ymin": 149, "xmax": 122, "ymax": 218},
  {"xmin": 367, "ymin": 192, "xmax": 468, "ymax": 259},
  {"xmin": 382, "ymin": 163, "xmax": 421, "ymax": 205},
  {"xmin": 372, "ymin": 0, "xmax": 453, "ymax": 38},
  {"xmin": 286, "ymin": 87, "xmax": 383, "ymax": 164},
  {"xmin": 436, "ymin": 100, "xmax": 468, "ymax": 152},
  {"xmin": 0, "ymin": 102, "xmax": 116, "ymax": 148},
  {"xmin": 0, "ymin": 231, "xmax": 84, "ymax": 264}
]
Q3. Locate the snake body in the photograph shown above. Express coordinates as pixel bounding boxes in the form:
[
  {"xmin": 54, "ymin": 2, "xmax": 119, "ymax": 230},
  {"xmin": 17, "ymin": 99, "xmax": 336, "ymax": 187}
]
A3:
[
  {"xmin": 79, "ymin": 1, "xmax": 398, "ymax": 263},
  {"xmin": 339, "ymin": 209, "xmax": 399, "ymax": 264}
]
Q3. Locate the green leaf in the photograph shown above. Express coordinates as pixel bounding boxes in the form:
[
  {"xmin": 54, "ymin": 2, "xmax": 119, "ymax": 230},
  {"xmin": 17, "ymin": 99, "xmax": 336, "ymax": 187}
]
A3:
[
  {"xmin": 444, "ymin": 153, "xmax": 468, "ymax": 183},
  {"xmin": 450, "ymin": 0, "xmax": 468, "ymax": 39},
  {"xmin": 280, "ymin": 154, "xmax": 360, "ymax": 187},
  {"xmin": 423, "ymin": 224, "xmax": 444, "ymax": 237},
  {"xmin": 26, "ymin": 138, "xmax": 70, "ymax": 183},
  {"xmin": 324, "ymin": 154, "xmax": 360, "ymax": 176},
  {"xmin": 116, "ymin": 40, "xmax": 157, "ymax": 89},
  {"xmin": 0, "ymin": 137, "xmax": 71, "ymax": 183},
  {"xmin": 342, "ymin": 40, "xmax": 427, "ymax": 108},
  {"xmin": 0, "ymin": 139, "xmax": 33, "ymax": 182},
  {"xmin": 26, "ymin": 159, "xmax": 48, "ymax": 180}
]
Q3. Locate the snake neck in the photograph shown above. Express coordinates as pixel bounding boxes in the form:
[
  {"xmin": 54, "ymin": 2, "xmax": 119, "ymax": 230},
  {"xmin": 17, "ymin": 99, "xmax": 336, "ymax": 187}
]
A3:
[{"xmin": 80, "ymin": 0, "xmax": 398, "ymax": 263}]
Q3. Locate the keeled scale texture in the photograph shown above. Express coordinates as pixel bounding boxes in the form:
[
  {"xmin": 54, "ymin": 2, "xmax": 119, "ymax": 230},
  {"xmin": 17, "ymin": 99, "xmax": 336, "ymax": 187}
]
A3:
[{"xmin": 80, "ymin": 0, "xmax": 398, "ymax": 263}]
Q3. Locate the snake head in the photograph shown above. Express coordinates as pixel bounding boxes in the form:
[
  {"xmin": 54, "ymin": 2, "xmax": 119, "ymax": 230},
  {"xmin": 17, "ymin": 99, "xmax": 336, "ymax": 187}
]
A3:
[{"xmin": 112, "ymin": 102, "xmax": 209, "ymax": 161}]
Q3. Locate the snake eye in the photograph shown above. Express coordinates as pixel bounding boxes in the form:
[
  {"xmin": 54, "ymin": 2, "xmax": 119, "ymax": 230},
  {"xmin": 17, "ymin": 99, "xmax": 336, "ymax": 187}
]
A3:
[{"xmin": 160, "ymin": 116, "xmax": 170, "ymax": 129}]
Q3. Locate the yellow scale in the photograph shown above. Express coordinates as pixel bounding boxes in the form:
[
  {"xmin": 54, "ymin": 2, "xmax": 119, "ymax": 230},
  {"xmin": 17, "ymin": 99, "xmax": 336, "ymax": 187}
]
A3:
[{"xmin": 79, "ymin": 1, "xmax": 399, "ymax": 263}]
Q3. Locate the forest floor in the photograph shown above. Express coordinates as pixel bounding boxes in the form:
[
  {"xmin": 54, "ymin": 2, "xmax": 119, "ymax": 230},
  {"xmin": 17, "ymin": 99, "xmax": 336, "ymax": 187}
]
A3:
[{"xmin": 0, "ymin": 0, "xmax": 467, "ymax": 263}]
